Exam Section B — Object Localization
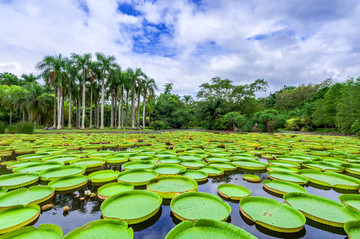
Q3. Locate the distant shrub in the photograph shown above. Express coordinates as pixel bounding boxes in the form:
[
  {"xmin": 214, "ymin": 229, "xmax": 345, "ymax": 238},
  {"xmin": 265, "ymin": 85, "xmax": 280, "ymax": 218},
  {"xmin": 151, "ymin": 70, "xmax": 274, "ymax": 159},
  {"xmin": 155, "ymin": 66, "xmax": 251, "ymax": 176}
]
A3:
[
  {"xmin": 7, "ymin": 122, "xmax": 35, "ymax": 134},
  {"xmin": 0, "ymin": 122, "xmax": 6, "ymax": 134},
  {"xmin": 6, "ymin": 124, "xmax": 17, "ymax": 133},
  {"xmin": 151, "ymin": 120, "xmax": 169, "ymax": 130}
]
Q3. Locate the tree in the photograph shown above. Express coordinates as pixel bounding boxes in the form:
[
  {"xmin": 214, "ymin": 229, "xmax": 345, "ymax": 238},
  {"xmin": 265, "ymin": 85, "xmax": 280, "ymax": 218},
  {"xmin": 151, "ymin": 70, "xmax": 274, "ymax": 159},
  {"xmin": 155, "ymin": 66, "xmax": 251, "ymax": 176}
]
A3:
[{"xmin": 142, "ymin": 76, "xmax": 157, "ymax": 128}]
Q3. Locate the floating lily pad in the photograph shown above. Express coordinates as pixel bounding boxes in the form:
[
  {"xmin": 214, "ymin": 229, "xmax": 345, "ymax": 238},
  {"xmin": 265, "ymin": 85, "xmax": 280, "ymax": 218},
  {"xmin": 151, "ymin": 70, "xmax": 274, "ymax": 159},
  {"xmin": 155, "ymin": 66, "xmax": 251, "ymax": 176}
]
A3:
[
  {"xmin": 299, "ymin": 169, "xmax": 360, "ymax": 190},
  {"xmin": 232, "ymin": 159, "xmax": 267, "ymax": 170},
  {"xmin": 199, "ymin": 166, "xmax": 224, "ymax": 176},
  {"xmin": 242, "ymin": 174, "xmax": 260, "ymax": 182},
  {"xmin": 266, "ymin": 165, "xmax": 298, "ymax": 173},
  {"xmin": 240, "ymin": 196, "xmax": 306, "ymax": 233},
  {"xmin": 71, "ymin": 158, "xmax": 105, "ymax": 169},
  {"xmin": 343, "ymin": 163, "xmax": 360, "ymax": 175},
  {"xmin": 105, "ymin": 156, "xmax": 128, "ymax": 165},
  {"xmin": 6, "ymin": 160, "xmax": 42, "ymax": 170},
  {"xmin": 97, "ymin": 182, "xmax": 134, "ymax": 200},
  {"xmin": 262, "ymin": 179, "xmax": 306, "ymax": 195},
  {"xmin": 208, "ymin": 162, "xmax": 237, "ymax": 171},
  {"xmin": 0, "ymin": 224, "xmax": 62, "ymax": 239},
  {"xmin": 88, "ymin": 170, "xmax": 120, "ymax": 184},
  {"xmin": 43, "ymin": 156, "xmax": 79, "ymax": 164},
  {"xmin": 171, "ymin": 192, "xmax": 231, "ymax": 221},
  {"xmin": 284, "ymin": 192, "xmax": 360, "ymax": 227},
  {"xmin": 267, "ymin": 171, "xmax": 308, "ymax": 185},
  {"xmin": 205, "ymin": 157, "xmax": 231, "ymax": 163},
  {"xmin": 13, "ymin": 161, "xmax": 64, "ymax": 174},
  {"xmin": 153, "ymin": 164, "xmax": 187, "ymax": 175},
  {"xmin": 344, "ymin": 220, "xmax": 360, "ymax": 239},
  {"xmin": 63, "ymin": 219, "xmax": 133, "ymax": 239},
  {"xmin": 0, "ymin": 185, "xmax": 54, "ymax": 209},
  {"xmin": 48, "ymin": 175, "xmax": 88, "ymax": 192},
  {"xmin": 0, "ymin": 204, "xmax": 41, "ymax": 234},
  {"xmin": 302, "ymin": 161, "xmax": 344, "ymax": 172},
  {"xmin": 179, "ymin": 170, "xmax": 208, "ymax": 182},
  {"xmin": 16, "ymin": 154, "xmax": 49, "ymax": 161},
  {"xmin": 122, "ymin": 161, "xmax": 156, "ymax": 171},
  {"xmin": 117, "ymin": 169, "xmax": 159, "ymax": 186},
  {"xmin": 0, "ymin": 187, "xmax": 6, "ymax": 197},
  {"xmin": 339, "ymin": 194, "xmax": 360, "ymax": 211},
  {"xmin": 157, "ymin": 158, "xmax": 182, "ymax": 164},
  {"xmin": 147, "ymin": 175, "xmax": 198, "ymax": 199},
  {"xmin": 217, "ymin": 184, "xmax": 250, "ymax": 200},
  {"xmin": 128, "ymin": 155, "xmax": 153, "ymax": 161},
  {"xmin": 164, "ymin": 219, "xmax": 257, "ymax": 239},
  {"xmin": 39, "ymin": 165, "xmax": 86, "ymax": 181},
  {"xmin": 101, "ymin": 190, "xmax": 162, "ymax": 224},
  {"xmin": 0, "ymin": 173, "xmax": 39, "ymax": 190},
  {"xmin": 180, "ymin": 160, "xmax": 207, "ymax": 169},
  {"xmin": 267, "ymin": 160, "xmax": 300, "ymax": 168}
]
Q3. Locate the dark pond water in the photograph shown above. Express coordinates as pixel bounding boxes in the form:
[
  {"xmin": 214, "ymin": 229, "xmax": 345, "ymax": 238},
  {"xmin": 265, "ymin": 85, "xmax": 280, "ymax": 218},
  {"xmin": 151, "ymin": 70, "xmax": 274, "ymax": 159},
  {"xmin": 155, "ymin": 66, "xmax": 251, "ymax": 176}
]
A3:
[{"xmin": 0, "ymin": 156, "xmax": 355, "ymax": 239}]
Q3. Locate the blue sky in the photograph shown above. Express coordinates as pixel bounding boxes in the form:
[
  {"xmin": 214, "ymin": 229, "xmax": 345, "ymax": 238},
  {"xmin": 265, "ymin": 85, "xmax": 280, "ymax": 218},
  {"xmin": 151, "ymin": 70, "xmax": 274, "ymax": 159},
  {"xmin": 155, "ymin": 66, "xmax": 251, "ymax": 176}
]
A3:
[{"xmin": 0, "ymin": 0, "xmax": 359, "ymax": 96}]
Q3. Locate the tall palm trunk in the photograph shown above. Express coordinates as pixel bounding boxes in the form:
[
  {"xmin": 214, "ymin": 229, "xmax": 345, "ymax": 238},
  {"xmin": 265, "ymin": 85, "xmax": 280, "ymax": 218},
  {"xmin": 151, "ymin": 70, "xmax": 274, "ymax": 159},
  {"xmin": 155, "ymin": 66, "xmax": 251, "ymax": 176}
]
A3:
[
  {"xmin": 142, "ymin": 92, "xmax": 146, "ymax": 129},
  {"xmin": 89, "ymin": 82, "xmax": 93, "ymax": 129},
  {"xmin": 110, "ymin": 88, "xmax": 114, "ymax": 129},
  {"xmin": 136, "ymin": 91, "xmax": 141, "ymax": 128},
  {"xmin": 96, "ymin": 95, "xmax": 100, "ymax": 129},
  {"xmin": 57, "ymin": 85, "xmax": 62, "ymax": 129},
  {"xmin": 114, "ymin": 88, "xmax": 118, "ymax": 127},
  {"xmin": 53, "ymin": 87, "xmax": 57, "ymax": 128},
  {"xmin": 100, "ymin": 78, "xmax": 105, "ymax": 129},
  {"xmin": 61, "ymin": 90, "xmax": 65, "ymax": 128},
  {"xmin": 68, "ymin": 83, "xmax": 72, "ymax": 129},
  {"xmin": 118, "ymin": 86, "xmax": 123, "ymax": 129},
  {"xmin": 9, "ymin": 108, "xmax": 12, "ymax": 125},
  {"xmin": 125, "ymin": 89, "xmax": 129, "ymax": 128},
  {"xmin": 76, "ymin": 98, "xmax": 79, "ymax": 128},
  {"xmin": 131, "ymin": 88, "xmax": 135, "ymax": 129},
  {"xmin": 81, "ymin": 73, "xmax": 86, "ymax": 129}
]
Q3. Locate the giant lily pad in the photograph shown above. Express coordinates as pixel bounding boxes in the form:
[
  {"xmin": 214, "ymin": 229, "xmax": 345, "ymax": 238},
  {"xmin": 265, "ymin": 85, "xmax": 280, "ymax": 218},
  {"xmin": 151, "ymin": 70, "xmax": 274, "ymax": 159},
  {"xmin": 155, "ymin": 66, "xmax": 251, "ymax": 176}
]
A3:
[
  {"xmin": 105, "ymin": 156, "xmax": 128, "ymax": 165},
  {"xmin": 302, "ymin": 161, "xmax": 344, "ymax": 172},
  {"xmin": 101, "ymin": 190, "xmax": 162, "ymax": 224},
  {"xmin": 344, "ymin": 220, "xmax": 360, "ymax": 239},
  {"xmin": 339, "ymin": 194, "xmax": 360, "ymax": 211},
  {"xmin": 267, "ymin": 160, "xmax": 300, "ymax": 169},
  {"xmin": 217, "ymin": 184, "xmax": 250, "ymax": 200},
  {"xmin": 153, "ymin": 164, "xmax": 186, "ymax": 175},
  {"xmin": 266, "ymin": 165, "xmax": 298, "ymax": 173},
  {"xmin": 6, "ymin": 160, "xmax": 42, "ymax": 170},
  {"xmin": 117, "ymin": 169, "xmax": 159, "ymax": 186},
  {"xmin": 88, "ymin": 170, "xmax": 120, "ymax": 184},
  {"xmin": 13, "ymin": 161, "xmax": 64, "ymax": 173},
  {"xmin": 240, "ymin": 196, "xmax": 306, "ymax": 233},
  {"xmin": 97, "ymin": 182, "xmax": 134, "ymax": 200},
  {"xmin": 284, "ymin": 192, "xmax": 360, "ymax": 227},
  {"xmin": 0, "ymin": 204, "xmax": 41, "ymax": 234},
  {"xmin": 147, "ymin": 175, "xmax": 198, "ymax": 199},
  {"xmin": 63, "ymin": 219, "xmax": 133, "ymax": 239},
  {"xmin": 0, "ymin": 187, "xmax": 6, "ymax": 197},
  {"xmin": 343, "ymin": 163, "xmax": 360, "ymax": 175},
  {"xmin": 208, "ymin": 162, "xmax": 237, "ymax": 171},
  {"xmin": 170, "ymin": 192, "xmax": 231, "ymax": 221},
  {"xmin": 48, "ymin": 175, "xmax": 88, "ymax": 192},
  {"xmin": 164, "ymin": 219, "xmax": 257, "ymax": 239},
  {"xmin": 179, "ymin": 170, "xmax": 208, "ymax": 182},
  {"xmin": 0, "ymin": 185, "xmax": 54, "ymax": 209},
  {"xmin": 180, "ymin": 160, "xmax": 207, "ymax": 169},
  {"xmin": 0, "ymin": 173, "xmax": 39, "ymax": 190},
  {"xmin": 122, "ymin": 161, "xmax": 156, "ymax": 171},
  {"xmin": 71, "ymin": 158, "xmax": 105, "ymax": 169},
  {"xmin": 39, "ymin": 165, "xmax": 86, "ymax": 181},
  {"xmin": 299, "ymin": 169, "xmax": 360, "ymax": 190},
  {"xmin": 0, "ymin": 224, "xmax": 62, "ymax": 239},
  {"xmin": 242, "ymin": 174, "xmax": 260, "ymax": 182},
  {"xmin": 199, "ymin": 166, "xmax": 224, "ymax": 176},
  {"xmin": 232, "ymin": 159, "xmax": 267, "ymax": 170},
  {"xmin": 262, "ymin": 179, "xmax": 306, "ymax": 195},
  {"xmin": 267, "ymin": 171, "xmax": 308, "ymax": 185}
]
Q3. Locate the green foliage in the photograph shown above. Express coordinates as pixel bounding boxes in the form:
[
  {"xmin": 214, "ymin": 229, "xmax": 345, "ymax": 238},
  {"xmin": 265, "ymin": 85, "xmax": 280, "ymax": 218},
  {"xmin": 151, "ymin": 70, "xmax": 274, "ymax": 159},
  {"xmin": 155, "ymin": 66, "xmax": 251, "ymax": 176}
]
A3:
[
  {"xmin": 13, "ymin": 122, "xmax": 35, "ymax": 134},
  {"xmin": 150, "ymin": 120, "xmax": 169, "ymax": 130},
  {"xmin": 0, "ymin": 122, "xmax": 6, "ymax": 133}
]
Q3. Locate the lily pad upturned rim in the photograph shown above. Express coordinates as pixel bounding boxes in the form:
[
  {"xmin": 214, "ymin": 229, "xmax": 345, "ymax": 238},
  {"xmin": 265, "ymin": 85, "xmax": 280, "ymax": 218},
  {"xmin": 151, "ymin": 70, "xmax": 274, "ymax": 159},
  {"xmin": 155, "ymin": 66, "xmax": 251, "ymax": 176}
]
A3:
[
  {"xmin": 344, "ymin": 220, "xmax": 360, "ymax": 239},
  {"xmin": 97, "ymin": 182, "xmax": 134, "ymax": 200},
  {"xmin": 240, "ymin": 196, "xmax": 306, "ymax": 233},
  {"xmin": 48, "ymin": 175, "xmax": 88, "ymax": 191},
  {"xmin": 0, "ymin": 185, "xmax": 55, "ymax": 209},
  {"xmin": 208, "ymin": 162, "xmax": 238, "ymax": 171},
  {"xmin": 117, "ymin": 169, "xmax": 160, "ymax": 186},
  {"xmin": 180, "ymin": 160, "xmax": 207, "ymax": 169},
  {"xmin": 122, "ymin": 161, "xmax": 157, "ymax": 171},
  {"xmin": 101, "ymin": 190, "xmax": 162, "ymax": 224},
  {"xmin": 339, "ymin": 194, "xmax": 360, "ymax": 211},
  {"xmin": 39, "ymin": 165, "xmax": 86, "ymax": 181},
  {"xmin": 267, "ymin": 171, "xmax": 308, "ymax": 185},
  {"xmin": 242, "ymin": 174, "xmax": 260, "ymax": 182},
  {"xmin": 105, "ymin": 156, "xmax": 129, "ymax": 164},
  {"xmin": 0, "ymin": 224, "xmax": 63, "ymax": 239},
  {"xmin": 71, "ymin": 158, "xmax": 105, "ymax": 169},
  {"xmin": 0, "ymin": 204, "xmax": 41, "ymax": 234},
  {"xmin": 179, "ymin": 170, "xmax": 208, "ymax": 182},
  {"xmin": 152, "ymin": 164, "xmax": 187, "ymax": 175},
  {"xmin": 88, "ymin": 170, "xmax": 120, "ymax": 183},
  {"xmin": 170, "ymin": 191, "xmax": 231, "ymax": 222},
  {"xmin": 63, "ymin": 219, "xmax": 133, "ymax": 239},
  {"xmin": 164, "ymin": 219, "xmax": 257, "ymax": 239},
  {"xmin": 12, "ymin": 161, "xmax": 64, "ymax": 173},
  {"xmin": 147, "ymin": 175, "xmax": 198, "ymax": 199},
  {"xmin": 262, "ymin": 179, "xmax": 306, "ymax": 195},
  {"xmin": 0, "ymin": 173, "xmax": 40, "ymax": 190},
  {"xmin": 217, "ymin": 184, "xmax": 250, "ymax": 200}
]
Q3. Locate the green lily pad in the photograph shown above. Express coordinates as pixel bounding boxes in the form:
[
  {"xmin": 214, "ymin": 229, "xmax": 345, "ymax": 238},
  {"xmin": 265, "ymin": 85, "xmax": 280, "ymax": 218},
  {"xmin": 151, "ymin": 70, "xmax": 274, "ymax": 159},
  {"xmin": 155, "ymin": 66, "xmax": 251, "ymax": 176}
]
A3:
[
  {"xmin": 199, "ymin": 166, "xmax": 224, "ymax": 176},
  {"xmin": 339, "ymin": 194, "xmax": 360, "ymax": 211},
  {"xmin": 0, "ymin": 185, "xmax": 54, "ymax": 209},
  {"xmin": 0, "ymin": 173, "xmax": 39, "ymax": 190},
  {"xmin": 0, "ymin": 224, "xmax": 62, "ymax": 239},
  {"xmin": 262, "ymin": 179, "xmax": 306, "ymax": 195},
  {"xmin": 0, "ymin": 187, "xmax": 7, "ymax": 197},
  {"xmin": 105, "ymin": 156, "xmax": 128, "ymax": 165},
  {"xmin": 6, "ymin": 160, "xmax": 42, "ymax": 170},
  {"xmin": 153, "ymin": 164, "xmax": 187, "ymax": 175},
  {"xmin": 284, "ymin": 192, "xmax": 360, "ymax": 227},
  {"xmin": 171, "ymin": 192, "xmax": 231, "ymax": 221},
  {"xmin": 13, "ymin": 161, "xmax": 64, "ymax": 173},
  {"xmin": 343, "ymin": 163, "xmax": 360, "ymax": 175},
  {"xmin": 180, "ymin": 160, "xmax": 207, "ymax": 169},
  {"xmin": 63, "ymin": 219, "xmax": 133, "ymax": 239},
  {"xmin": 232, "ymin": 159, "xmax": 267, "ymax": 170},
  {"xmin": 97, "ymin": 182, "xmax": 134, "ymax": 200},
  {"xmin": 48, "ymin": 175, "xmax": 88, "ymax": 192},
  {"xmin": 122, "ymin": 161, "xmax": 156, "ymax": 171},
  {"xmin": 302, "ymin": 161, "xmax": 344, "ymax": 172},
  {"xmin": 147, "ymin": 175, "xmax": 198, "ymax": 199},
  {"xmin": 117, "ymin": 169, "xmax": 159, "ymax": 186},
  {"xmin": 157, "ymin": 158, "xmax": 182, "ymax": 164},
  {"xmin": 88, "ymin": 170, "xmax": 119, "ymax": 184},
  {"xmin": 39, "ymin": 165, "xmax": 86, "ymax": 181},
  {"xmin": 267, "ymin": 171, "xmax": 308, "ymax": 185},
  {"xmin": 299, "ymin": 169, "xmax": 360, "ymax": 190},
  {"xmin": 266, "ymin": 165, "xmax": 298, "ymax": 173},
  {"xmin": 164, "ymin": 219, "xmax": 257, "ymax": 239},
  {"xmin": 240, "ymin": 196, "xmax": 306, "ymax": 233},
  {"xmin": 101, "ymin": 190, "xmax": 162, "ymax": 224},
  {"xmin": 179, "ymin": 170, "xmax": 208, "ymax": 182},
  {"xmin": 267, "ymin": 160, "xmax": 300, "ymax": 168},
  {"xmin": 71, "ymin": 158, "xmax": 105, "ymax": 169},
  {"xmin": 344, "ymin": 220, "xmax": 360, "ymax": 239},
  {"xmin": 0, "ymin": 204, "xmax": 40, "ymax": 234},
  {"xmin": 208, "ymin": 162, "xmax": 237, "ymax": 171},
  {"xmin": 217, "ymin": 184, "xmax": 250, "ymax": 200},
  {"xmin": 242, "ymin": 174, "xmax": 260, "ymax": 182}
]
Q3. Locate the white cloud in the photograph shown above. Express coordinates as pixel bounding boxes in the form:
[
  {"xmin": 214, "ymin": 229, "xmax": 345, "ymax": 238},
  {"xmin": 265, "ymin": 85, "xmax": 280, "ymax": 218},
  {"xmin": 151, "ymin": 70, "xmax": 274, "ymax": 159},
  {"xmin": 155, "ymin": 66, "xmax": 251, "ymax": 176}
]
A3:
[{"xmin": 0, "ymin": 0, "xmax": 359, "ymax": 98}]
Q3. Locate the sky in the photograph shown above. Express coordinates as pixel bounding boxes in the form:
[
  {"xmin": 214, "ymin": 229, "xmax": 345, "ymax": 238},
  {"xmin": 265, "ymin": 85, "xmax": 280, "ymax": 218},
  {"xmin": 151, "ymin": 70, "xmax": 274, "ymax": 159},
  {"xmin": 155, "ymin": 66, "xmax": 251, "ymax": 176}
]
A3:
[{"xmin": 1, "ymin": 0, "xmax": 359, "ymax": 97}]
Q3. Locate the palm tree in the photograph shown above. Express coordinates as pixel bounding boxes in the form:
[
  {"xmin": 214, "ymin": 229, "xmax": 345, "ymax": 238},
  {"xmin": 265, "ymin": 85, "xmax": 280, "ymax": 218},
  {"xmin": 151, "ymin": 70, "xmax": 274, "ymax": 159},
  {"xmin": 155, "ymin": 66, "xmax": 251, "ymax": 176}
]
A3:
[
  {"xmin": 21, "ymin": 73, "xmax": 40, "ymax": 85},
  {"xmin": 62, "ymin": 58, "xmax": 78, "ymax": 129},
  {"xmin": 36, "ymin": 54, "xmax": 65, "ymax": 129},
  {"xmin": 136, "ymin": 76, "xmax": 145, "ymax": 128},
  {"xmin": 126, "ymin": 68, "xmax": 143, "ymax": 129},
  {"xmin": 71, "ymin": 53, "xmax": 92, "ymax": 129},
  {"xmin": 88, "ymin": 61, "xmax": 100, "ymax": 129},
  {"xmin": 117, "ymin": 70, "xmax": 125, "ymax": 129},
  {"xmin": 142, "ymin": 76, "xmax": 157, "ymax": 129},
  {"xmin": 95, "ymin": 53, "xmax": 117, "ymax": 129}
]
